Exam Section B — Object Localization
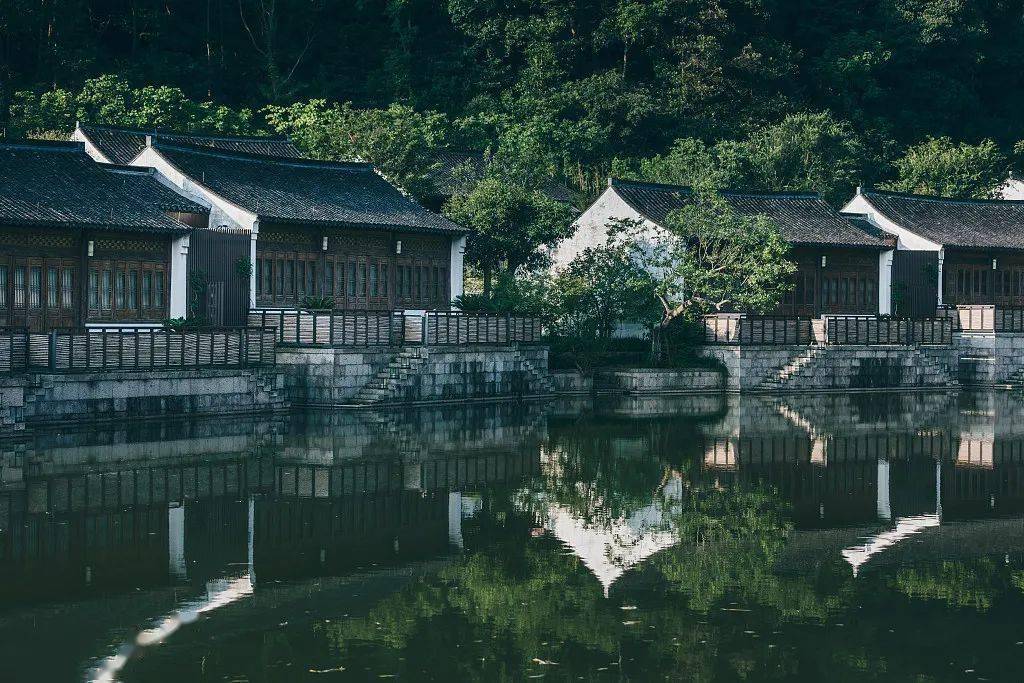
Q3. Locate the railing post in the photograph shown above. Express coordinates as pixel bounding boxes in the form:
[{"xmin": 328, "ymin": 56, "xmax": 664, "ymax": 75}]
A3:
[
  {"xmin": 240, "ymin": 328, "xmax": 248, "ymax": 367},
  {"xmin": 48, "ymin": 330, "xmax": 57, "ymax": 370}
]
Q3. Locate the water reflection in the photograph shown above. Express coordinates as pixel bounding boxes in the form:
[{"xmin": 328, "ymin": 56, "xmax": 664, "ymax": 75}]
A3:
[{"xmin": 2, "ymin": 392, "xmax": 1024, "ymax": 680}]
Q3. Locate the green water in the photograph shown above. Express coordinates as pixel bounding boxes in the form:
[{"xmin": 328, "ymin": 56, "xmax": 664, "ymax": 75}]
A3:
[{"xmin": 2, "ymin": 391, "xmax": 1024, "ymax": 681}]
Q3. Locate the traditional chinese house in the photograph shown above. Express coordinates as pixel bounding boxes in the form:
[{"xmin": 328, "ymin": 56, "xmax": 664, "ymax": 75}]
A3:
[
  {"xmin": 0, "ymin": 141, "xmax": 205, "ymax": 332},
  {"xmin": 130, "ymin": 138, "xmax": 468, "ymax": 314},
  {"xmin": 843, "ymin": 188, "xmax": 1024, "ymax": 313},
  {"xmin": 559, "ymin": 178, "xmax": 894, "ymax": 316},
  {"xmin": 73, "ymin": 122, "xmax": 303, "ymax": 164}
]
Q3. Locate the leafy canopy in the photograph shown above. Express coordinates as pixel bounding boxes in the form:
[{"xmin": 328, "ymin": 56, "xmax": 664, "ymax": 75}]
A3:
[{"xmin": 618, "ymin": 189, "xmax": 797, "ymax": 324}]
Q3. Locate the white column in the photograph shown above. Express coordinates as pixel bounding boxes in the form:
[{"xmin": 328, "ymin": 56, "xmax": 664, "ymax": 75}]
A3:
[
  {"xmin": 448, "ymin": 491, "xmax": 464, "ymax": 549},
  {"xmin": 449, "ymin": 235, "xmax": 467, "ymax": 305},
  {"xmin": 937, "ymin": 248, "xmax": 945, "ymax": 307},
  {"xmin": 877, "ymin": 459, "xmax": 891, "ymax": 521},
  {"xmin": 169, "ymin": 233, "xmax": 190, "ymax": 319},
  {"xmin": 249, "ymin": 222, "xmax": 259, "ymax": 309},
  {"xmin": 168, "ymin": 504, "xmax": 186, "ymax": 580},
  {"xmin": 878, "ymin": 249, "xmax": 894, "ymax": 315},
  {"xmin": 247, "ymin": 495, "xmax": 256, "ymax": 584}
]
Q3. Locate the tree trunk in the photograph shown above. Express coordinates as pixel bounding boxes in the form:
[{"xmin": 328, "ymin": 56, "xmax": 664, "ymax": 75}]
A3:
[{"xmin": 482, "ymin": 264, "xmax": 492, "ymax": 298}]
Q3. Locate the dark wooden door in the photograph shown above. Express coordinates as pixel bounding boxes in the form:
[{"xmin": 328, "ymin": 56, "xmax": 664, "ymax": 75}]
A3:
[
  {"xmin": 206, "ymin": 282, "xmax": 225, "ymax": 326},
  {"xmin": 893, "ymin": 250, "xmax": 938, "ymax": 317},
  {"xmin": 2, "ymin": 255, "xmax": 77, "ymax": 332}
]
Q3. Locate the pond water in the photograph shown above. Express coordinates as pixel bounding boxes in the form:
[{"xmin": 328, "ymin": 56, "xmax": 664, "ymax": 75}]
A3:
[{"xmin": 3, "ymin": 391, "xmax": 1024, "ymax": 681}]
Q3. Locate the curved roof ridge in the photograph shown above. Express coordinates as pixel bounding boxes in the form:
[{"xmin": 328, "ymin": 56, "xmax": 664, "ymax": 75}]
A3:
[
  {"xmin": 79, "ymin": 121, "xmax": 291, "ymax": 143},
  {"xmin": 0, "ymin": 139, "xmax": 84, "ymax": 153},
  {"xmin": 862, "ymin": 187, "xmax": 1024, "ymax": 206},
  {"xmin": 609, "ymin": 177, "xmax": 822, "ymax": 199},
  {"xmin": 150, "ymin": 138, "xmax": 372, "ymax": 171}
]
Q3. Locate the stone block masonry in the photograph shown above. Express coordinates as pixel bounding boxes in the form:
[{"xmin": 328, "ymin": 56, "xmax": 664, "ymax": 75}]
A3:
[
  {"xmin": 1, "ymin": 367, "xmax": 286, "ymax": 432},
  {"xmin": 592, "ymin": 368, "xmax": 723, "ymax": 394},
  {"xmin": 955, "ymin": 332, "xmax": 1024, "ymax": 386},
  {"xmin": 278, "ymin": 345, "xmax": 552, "ymax": 407},
  {"xmin": 701, "ymin": 344, "xmax": 959, "ymax": 392}
]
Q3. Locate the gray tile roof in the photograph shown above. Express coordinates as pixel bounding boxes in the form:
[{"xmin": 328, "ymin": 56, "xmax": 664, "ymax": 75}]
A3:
[
  {"xmin": 609, "ymin": 178, "xmax": 891, "ymax": 249},
  {"xmin": 77, "ymin": 123, "xmax": 302, "ymax": 165},
  {"xmin": 425, "ymin": 149, "xmax": 575, "ymax": 205},
  {"xmin": 857, "ymin": 189, "xmax": 1024, "ymax": 251},
  {"xmin": 98, "ymin": 163, "xmax": 209, "ymax": 214},
  {"xmin": 154, "ymin": 141, "xmax": 467, "ymax": 234},
  {"xmin": 0, "ymin": 141, "xmax": 192, "ymax": 234}
]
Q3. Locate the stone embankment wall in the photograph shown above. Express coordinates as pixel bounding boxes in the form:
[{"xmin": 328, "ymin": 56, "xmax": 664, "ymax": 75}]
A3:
[
  {"xmin": 593, "ymin": 368, "xmax": 723, "ymax": 394},
  {"xmin": 955, "ymin": 333, "xmax": 1024, "ymax": 386},
  {"xmin": 0, "ymin": 368, "xmax": 285, "ymax": 432},
  {"xmin": 702, "ymin": 344, "xmax": 959, "ymax": 392},
  {"xmin": 278, "ymin": 345, "xmax": 551, "ymax": 406}
]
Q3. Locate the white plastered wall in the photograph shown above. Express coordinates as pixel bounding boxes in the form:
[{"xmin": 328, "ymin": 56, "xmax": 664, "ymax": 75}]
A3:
[
  {"xmin": 550, "ymin": 186, "xmax": 665, "ymax": 271},
  {"xmin": 450, "ymin": 235, "xmax": 467, "ymax": 302}
]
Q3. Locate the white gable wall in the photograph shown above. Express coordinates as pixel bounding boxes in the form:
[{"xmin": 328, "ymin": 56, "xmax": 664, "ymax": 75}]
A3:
[
  {"xmin": 841, "ymin": 193, "xmax": 943, "ymax": 251},
  {"xmin": 550, "ymin": 186, "xmax": 664, "ymax": 271},
  {"xmin": 999, "ymin": 178, "xmax": 1024, "ymax": 200},
  {"xmin": 72, "ymin": 126, "xmax": 113, "ymax": 164}
]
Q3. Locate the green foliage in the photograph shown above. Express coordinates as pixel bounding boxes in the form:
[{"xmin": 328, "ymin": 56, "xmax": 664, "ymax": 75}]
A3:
[
  {"xmin": 5, "ymin": 0, "xmax": 1024, "ymax": 213},
  {"xmin": 263, "ymin": 100, "xmax": 450, "ymax": 196},
  {"xmin": 884, "ymin": 136, "xmax": 1009, "ymax": 199},
  {"xmin": 623, "ymin": 112, "xmax": 871, "ymax": 204},
  {"xmin": 620, "ymin": 191, "xmax": 796, "ymax": 324},
  {"xmin": 445, "ymin": 174, "xmax": 574, "ymax": 275},
  {"xmin": 894, "ymin": 559, "xmax": 1002, "ymax": 611},
  {"xmin": 547, "ymin": 243, "xmax": 660, "ymax": 340},
  {"xmin": 9, "ymin": 75, "xmax": 255, "ymax": 138},
  {"xmin": 300, "ymin": 295, "xmax": 335, "ymax": 311},
  {"xmin": 164, "ymin": 316, "xmax": 209, "ymax": 331},
  {"xmin": 452, "ymin": 272, "xmax": 547, "ymax": 316}
]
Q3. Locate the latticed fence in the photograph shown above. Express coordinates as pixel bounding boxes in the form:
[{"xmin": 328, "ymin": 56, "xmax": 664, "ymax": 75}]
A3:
[
  {"xmin": 1, "ymin": 326, "xmax": 275, "ymax": 373},
  {"xmin": 937, "ymin": 305, "xmax": 1024, "ymax": 332},
  {"xmin": 703, "ymin": 315, "xmax": 813, "ymax": 345},
  {"xmin": 250, "ymin": 309, "xmax": 543, "ymax": 347}
]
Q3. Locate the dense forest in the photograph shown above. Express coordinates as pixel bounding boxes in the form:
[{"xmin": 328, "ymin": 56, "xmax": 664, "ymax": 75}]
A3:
[{"xmin": 3, "ymin": 0, "xmax": 1024, "ymax": 203}]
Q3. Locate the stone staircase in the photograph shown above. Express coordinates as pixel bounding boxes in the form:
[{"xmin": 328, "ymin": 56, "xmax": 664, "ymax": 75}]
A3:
[
  {"xmin": 758, "ymin": 346, "xmax": 826, "ymax": 391},
  {"xmin": 351, "ymin": 346, "xmax": 554, "ymax": 406},
  {"xmin": 518, "ymin": 351, "xmax": 555, "ymax": 394},
  {"xmin": 1003, "ymin": 366, "xmax": 1024, "ymax": 387},
  {"xmin": 352, "ymin": 348, "xmax": 428, "ymax": 405}
]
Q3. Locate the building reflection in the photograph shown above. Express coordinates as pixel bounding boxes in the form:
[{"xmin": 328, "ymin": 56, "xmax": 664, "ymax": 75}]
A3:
[
  {"xmin": 0, "ymin": 402, "xmax": 547, "ymax": 604},
  {"xmin": 4, "ymin": 391, "xmax": 1024, "ymax": 607}
]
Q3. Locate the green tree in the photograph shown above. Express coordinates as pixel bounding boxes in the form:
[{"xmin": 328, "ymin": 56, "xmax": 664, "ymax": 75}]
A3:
[
  {"xmin": 263, "ymin": 99, "xmax": 449, "ymax": 196},
  {"xmin": 884, "ymin": 136, "xmax": 1008, "ymax": 199},
  {"xmin": 619, "ymin": 189, "xmax": 796, "ymax": 328},
  {"xmin": 547, "ymin": 240, "xmax": 660, "ymax": 339},
  {"xmin": 445, "ymin": 174, "xmax": 574, "ymax": 294}
]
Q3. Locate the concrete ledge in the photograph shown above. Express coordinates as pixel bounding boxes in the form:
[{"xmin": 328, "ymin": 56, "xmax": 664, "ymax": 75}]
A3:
[
  {"xmin": 593, "ymin": 368, "xmax": 724, "ymax": 394},
  {"xmin": 1, "ymin": 367, "xmax": 286, "ymax": 431},
  {"xmin": 551, "ymin": 370, "xmax": 593, "ymax": 394}
]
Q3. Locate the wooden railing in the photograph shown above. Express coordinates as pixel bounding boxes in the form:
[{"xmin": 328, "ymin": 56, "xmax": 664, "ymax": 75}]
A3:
[
  {"xmin": 4, "ymin": 327, "xmax": 275, "ymax": 372},
  {"xmin": 937, "ymin": 305, "xmax": 1024, "ymax": 332},
  {"xmin": 0, "ymin": 327, "xmax": 29, "ymax": 374},
  {"xmin": 249, "ymin": 309, "xmax": 407, "ymax": 346},
  {"xmin": 823, "ymin": 316, "xmax": 952, "ymax": 345},
  {"xmin": 250, "ymin": 309, "xmax": 543, "ymax": 347},
  {"xmin": 424, "ymin": 312, "xmax": 541, "ymax": 345},
  {"xmin": 703, "ymin": 315, "xmax": 813, "ymax": 345}
]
